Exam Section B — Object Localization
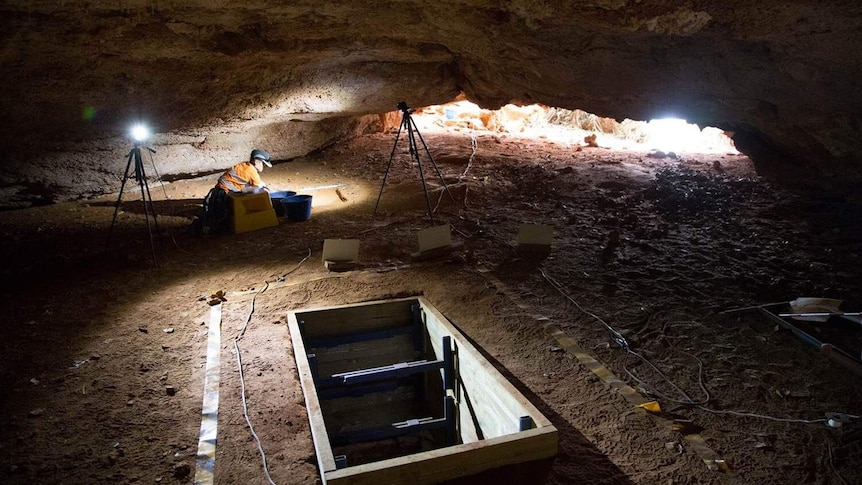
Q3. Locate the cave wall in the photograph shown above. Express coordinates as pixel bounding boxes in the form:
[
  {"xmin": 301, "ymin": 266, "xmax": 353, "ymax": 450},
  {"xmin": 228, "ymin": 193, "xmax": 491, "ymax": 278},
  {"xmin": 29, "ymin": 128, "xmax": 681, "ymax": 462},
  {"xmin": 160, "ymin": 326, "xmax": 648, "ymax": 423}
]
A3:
[
  {"xmin": 0, "ymin": 116, "xmax": 378, "ymax": 208},
  {"xmin": 1, "ymin": 1, "xmax": 861, "ymax": 203}
]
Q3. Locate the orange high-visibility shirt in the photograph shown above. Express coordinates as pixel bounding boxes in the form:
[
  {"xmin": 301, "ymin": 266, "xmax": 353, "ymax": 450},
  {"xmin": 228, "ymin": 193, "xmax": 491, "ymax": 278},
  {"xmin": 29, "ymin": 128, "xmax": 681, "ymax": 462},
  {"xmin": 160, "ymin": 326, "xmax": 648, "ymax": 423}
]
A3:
[{"xmin": 217, "ymin": 161, "xmax": 264, "ymax": 193}]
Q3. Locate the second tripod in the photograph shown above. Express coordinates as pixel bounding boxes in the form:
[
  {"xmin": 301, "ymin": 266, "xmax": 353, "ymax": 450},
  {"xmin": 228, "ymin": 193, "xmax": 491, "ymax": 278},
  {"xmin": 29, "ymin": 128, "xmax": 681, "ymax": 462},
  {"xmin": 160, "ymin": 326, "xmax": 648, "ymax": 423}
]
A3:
[
  {"xmin": 105, "ymin": 143, "xmax": 162, "ymax": 265},
  {"xmin": 374, "ymin": 101, "xmax": 456, "ymax": 222}
]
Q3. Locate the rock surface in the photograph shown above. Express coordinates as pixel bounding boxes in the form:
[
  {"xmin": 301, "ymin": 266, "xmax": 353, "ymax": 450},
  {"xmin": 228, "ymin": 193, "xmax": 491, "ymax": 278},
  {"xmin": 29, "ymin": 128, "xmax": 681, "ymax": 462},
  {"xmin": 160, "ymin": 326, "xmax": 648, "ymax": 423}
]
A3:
[{"xmin": 1, "ymin": 1, "xmax": 860, "ymax": 201}]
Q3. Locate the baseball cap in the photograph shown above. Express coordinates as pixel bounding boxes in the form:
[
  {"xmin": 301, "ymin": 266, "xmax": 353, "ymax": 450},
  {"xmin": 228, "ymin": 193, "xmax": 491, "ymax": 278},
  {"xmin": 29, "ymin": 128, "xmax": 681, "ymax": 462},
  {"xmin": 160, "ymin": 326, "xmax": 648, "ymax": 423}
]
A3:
[{"xmin": 250, "ymin": 148, "xmax": 272, "ymax": 167}]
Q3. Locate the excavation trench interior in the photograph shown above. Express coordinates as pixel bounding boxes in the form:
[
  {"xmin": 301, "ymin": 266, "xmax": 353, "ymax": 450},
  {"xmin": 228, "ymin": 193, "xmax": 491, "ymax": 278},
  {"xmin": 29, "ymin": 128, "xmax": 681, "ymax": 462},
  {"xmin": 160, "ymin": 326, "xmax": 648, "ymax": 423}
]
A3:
[
  {"xmin": 296, "ymin": 299, "xmax": 451, "ymax": 467},
  {"xmin": 289, "ymin": 296, "xmax": 556, "ymax": 483}
]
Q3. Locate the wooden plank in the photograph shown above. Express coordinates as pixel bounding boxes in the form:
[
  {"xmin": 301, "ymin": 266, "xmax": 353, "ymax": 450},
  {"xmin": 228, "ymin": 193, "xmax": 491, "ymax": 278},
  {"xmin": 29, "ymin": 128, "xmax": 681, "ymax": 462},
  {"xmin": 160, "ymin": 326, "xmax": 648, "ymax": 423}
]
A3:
[
  {"xmin": 311, "ymin": 334, "xmax": 420, "ymax": 377},
  {"xmin": 425, "ymin": 312, "xmax": 516, "ymax": 440},
  {"xmin": 422, "ymin": 297, "xmax": 553, "ymax": 428},
  {"xmin": 453, "ymin": 379, "xmax": 481, "ymax": 444},
  {"xmin": 421, "ymin": 320, "xmax": 483, "ymax": 444},
  {"xmin": 420, "ymin": 297, "xmax": 552, "ymax": 438},
  {"xmin": 320, "ymin": 385, "xmax": 417, "ymax": 417},
  {"xmin": 307, "ymin": 325, "xmax": 416, "ymax": 349},
  {"xmin": 297, "ymin": 298, "xmax": 419, "ymax": 339},
  {"xmin": 322, "ymin": 389, "xmax": 421, "ymax": 433},
  {"xmin": 288, "ymin": 313, "xmax": 338, "ymax": 473},
  {"xmin": 324, "ymin": 426, "xmax": 558, "ymax": 485},
  {"xmin": 317, "ymin": 380, "xmax": 411, "ymax": 401},
  {"xmin": 331, "ymin": 416, "xmax": 447, "ymax": 447},
  {"xmin": 457, "ymin": 347, "xmax": 527, "ymax": 438}
]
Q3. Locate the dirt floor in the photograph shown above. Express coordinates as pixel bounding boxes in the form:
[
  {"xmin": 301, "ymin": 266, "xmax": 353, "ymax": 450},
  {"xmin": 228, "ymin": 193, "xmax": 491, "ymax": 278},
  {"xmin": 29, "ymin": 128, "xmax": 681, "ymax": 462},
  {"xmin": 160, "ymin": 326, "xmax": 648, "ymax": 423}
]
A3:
[{"xmin": 1, "ymin": 125, "xmax": 861, "ymax": 485}]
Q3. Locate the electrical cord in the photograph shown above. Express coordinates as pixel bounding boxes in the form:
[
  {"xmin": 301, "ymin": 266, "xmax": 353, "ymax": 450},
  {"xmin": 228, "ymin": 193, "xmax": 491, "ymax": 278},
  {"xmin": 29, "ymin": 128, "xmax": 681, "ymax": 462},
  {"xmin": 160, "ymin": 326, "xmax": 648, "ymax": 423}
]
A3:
[
  {"xmin": 540, "ymin": 269, "xmax": 630, "ymax": 349},
  {"xmin": 695, "ymin": 406, "xmax": 827, "ymax": 424},
  {"xmin": 431, "ymin": 131, "xmax": 478, "ymax": 215},
  {"xmin": 826, "ymin": 434, "xmax": 850, "ymax": 485},
  {"xmin": 232, "ymin": 338, "xmax": 277, "ymax": 485},
  {"xmin": 623, "ymin": 350, "xmax": 711, "ymax": 406},
  {"xmin": 461, "ymin": 132, "xmax": 479, "ymax": 181},
  {"xmin": 144, "ymin": 146, "xmax": 193, "ymax": 255},
  {"xmin": 458, "ymin": 132, "xmax": 478, "ymax": 211},
  {"xmin": 231, "ymin": 248, "xmax": 312, "ymax": 485},
  {"xmin": 542, "ymin": 268, "xmax": 708, "ymax": 405},
  {"xmin": 539, "ymin": 267, "xmax": 859, "ymax": 426}
]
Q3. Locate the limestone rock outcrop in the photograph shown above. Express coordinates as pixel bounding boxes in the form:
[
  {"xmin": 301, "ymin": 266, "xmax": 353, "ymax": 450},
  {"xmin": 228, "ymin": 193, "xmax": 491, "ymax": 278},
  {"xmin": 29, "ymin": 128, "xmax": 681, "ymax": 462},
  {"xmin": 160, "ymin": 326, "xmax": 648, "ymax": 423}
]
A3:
[{"xmin": 1, "ymin": 1, "xmax": 860, "ymax": 203}]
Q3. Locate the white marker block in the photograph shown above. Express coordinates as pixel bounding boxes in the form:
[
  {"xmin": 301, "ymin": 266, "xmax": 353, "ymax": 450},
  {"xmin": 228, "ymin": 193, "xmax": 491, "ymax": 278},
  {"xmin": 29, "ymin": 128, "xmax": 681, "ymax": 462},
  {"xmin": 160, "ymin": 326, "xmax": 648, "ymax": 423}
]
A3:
[
  {"xmin": 517, "ymin": 223, "xmax": 554, "ymax": 247},
  {"xmin": 417, "ymin": 224, "xmax": 452, "ymax": 253},
  {"xmin": 322, "ymin": 239, "xmax": 360, "ymax": 263}
]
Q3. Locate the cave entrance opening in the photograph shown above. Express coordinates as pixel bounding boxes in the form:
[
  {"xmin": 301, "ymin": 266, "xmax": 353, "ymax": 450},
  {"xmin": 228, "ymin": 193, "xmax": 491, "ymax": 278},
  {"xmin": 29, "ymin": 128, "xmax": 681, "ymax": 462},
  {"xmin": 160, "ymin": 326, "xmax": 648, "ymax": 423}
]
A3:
[{"xmin": 393, "ymin": 97, "xmax": 739, "ymax": 156}]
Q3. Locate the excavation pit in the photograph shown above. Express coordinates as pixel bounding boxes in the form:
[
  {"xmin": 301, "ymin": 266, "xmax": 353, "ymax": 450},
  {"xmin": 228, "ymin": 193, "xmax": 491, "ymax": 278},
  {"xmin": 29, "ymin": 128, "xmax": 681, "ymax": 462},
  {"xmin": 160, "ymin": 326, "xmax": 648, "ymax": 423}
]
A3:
[{"xmin": 288, "ymin": 296, "xmax": 558, "ymax": 484}]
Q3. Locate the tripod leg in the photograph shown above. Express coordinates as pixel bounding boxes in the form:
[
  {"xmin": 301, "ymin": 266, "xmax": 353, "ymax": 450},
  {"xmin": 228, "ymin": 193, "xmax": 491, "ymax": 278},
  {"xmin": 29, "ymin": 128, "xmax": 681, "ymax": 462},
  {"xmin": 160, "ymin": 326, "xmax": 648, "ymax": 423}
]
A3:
[
  {"xmin": 104, "ymin": 149, "xmax": 136, "ymax": 255},
  {"xmin": 407, "ymin": 121, "xmax": 435, "ymax": 223},
  {"xmin": 411, "ymin": 116, "xmax": 457, "ymax": 204},
  {"xmin": 139, "ymin": 177, "xmax": 158, "ymax": 266},
  {"xmin": 373, "ymin": 116, "xmax": 407, "ymax": 216},
  {"xmin": 141, "ymin": 146, "xmax": 164, "ymax": 248},
  {"xmin": 139, "ymin": 163, "xmax": 162, "ymax": 247},
  {"xmin": 134, "ymin": 149, "xmax": 159, "ymax": 266}
]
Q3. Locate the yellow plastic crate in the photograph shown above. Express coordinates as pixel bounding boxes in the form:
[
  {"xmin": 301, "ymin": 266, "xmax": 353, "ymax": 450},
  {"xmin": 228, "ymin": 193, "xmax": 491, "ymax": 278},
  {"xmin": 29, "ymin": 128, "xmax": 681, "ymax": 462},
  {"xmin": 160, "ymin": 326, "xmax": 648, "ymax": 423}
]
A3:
[{"xmin": 228, "ymin": 191, "xmax": 278, "ymax": 234}]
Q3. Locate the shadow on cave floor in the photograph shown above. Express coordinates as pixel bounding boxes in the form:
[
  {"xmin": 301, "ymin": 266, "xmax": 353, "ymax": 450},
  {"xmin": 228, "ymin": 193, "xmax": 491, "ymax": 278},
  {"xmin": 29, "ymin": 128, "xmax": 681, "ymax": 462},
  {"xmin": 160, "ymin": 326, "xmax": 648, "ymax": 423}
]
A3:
[
  {"xmin": 0, "ymin": 131, "xmax": 861, "ymax": 484},
  {"xmin": 89, "ymin": 197, "xmax": 203, "ymax": 218}
]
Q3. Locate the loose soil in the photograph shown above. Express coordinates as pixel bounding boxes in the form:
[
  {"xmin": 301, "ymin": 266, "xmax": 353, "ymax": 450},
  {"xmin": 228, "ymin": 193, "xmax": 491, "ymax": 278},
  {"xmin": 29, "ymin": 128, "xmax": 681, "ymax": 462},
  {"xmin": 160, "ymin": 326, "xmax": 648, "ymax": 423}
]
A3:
[{"xmin": 1, "ymin": 128, "xmax": 861, "ymax": 485}]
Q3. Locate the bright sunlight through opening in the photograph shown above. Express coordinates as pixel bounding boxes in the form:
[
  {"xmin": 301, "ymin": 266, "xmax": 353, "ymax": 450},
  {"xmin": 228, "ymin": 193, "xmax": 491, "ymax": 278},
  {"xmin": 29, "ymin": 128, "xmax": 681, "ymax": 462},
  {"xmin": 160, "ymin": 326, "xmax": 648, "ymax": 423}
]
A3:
[{"xmin": 408, "ymin": 98, "xmax": 739, "ymax": 155}]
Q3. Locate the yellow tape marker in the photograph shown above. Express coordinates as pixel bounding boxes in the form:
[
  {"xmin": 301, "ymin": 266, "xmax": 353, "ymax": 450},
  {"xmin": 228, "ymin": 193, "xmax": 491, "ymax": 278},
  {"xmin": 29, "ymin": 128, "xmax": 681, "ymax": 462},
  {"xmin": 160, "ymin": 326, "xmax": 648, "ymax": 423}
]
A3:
[
  {"xmin": 194, "ymin": 303, "xmax": 222, "ymax": 485},
  {"xmin": 638, "ymin": 401, "xmax": 662, "ymax": 414},
  {"xmin": 477, "ymin": 268, "xmax": 729, "ymax": 474}
]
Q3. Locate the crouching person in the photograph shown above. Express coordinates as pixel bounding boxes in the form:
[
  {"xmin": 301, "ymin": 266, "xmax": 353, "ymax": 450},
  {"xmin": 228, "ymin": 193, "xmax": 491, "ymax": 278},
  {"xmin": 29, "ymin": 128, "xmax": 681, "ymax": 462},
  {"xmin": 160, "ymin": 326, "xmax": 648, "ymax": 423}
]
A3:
[{"xmin": 191, "ymin": 148, "xmax": 272, "ymax": 235}]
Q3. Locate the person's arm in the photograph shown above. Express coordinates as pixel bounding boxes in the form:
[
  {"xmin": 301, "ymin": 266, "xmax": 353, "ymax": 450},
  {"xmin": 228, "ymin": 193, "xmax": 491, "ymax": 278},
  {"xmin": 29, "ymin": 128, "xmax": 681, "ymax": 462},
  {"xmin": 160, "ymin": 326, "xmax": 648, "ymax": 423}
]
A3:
[
  {"xmin": 235, "ymin": 163, "xmax": 267, "ymax": 192},
  {"xmin": 248, "ymin": 166, "xmax": 266, "ymax": 189},
  {"xmin": 253, "ymin": 177, "xmax": 269, "ymax": 193}
]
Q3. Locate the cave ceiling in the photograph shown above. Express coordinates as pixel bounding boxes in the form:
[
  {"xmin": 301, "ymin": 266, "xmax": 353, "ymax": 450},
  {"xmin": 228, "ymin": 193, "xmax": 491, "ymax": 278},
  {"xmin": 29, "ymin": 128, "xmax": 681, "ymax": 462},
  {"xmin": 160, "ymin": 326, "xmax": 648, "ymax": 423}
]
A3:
[{"xmin": 1, "ymin": 1, "xmax": 861, "ymax": 197}]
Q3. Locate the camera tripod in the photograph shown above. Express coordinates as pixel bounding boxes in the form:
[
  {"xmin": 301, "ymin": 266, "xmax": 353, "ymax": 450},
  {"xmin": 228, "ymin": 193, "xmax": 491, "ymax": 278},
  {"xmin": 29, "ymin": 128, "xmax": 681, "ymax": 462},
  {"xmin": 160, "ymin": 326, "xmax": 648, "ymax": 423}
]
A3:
[
  {"xmin": 105, "ymin": 143, "xmax": 162, "ymax": 266},
  {"xmin": 373, "ymin": 101, "xmax": 456, "ymax": 222}
]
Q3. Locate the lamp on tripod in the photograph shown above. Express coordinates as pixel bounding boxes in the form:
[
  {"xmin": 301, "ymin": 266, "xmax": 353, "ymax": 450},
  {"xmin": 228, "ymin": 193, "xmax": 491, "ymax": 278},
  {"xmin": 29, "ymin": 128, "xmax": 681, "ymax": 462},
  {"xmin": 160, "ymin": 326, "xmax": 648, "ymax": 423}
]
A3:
[
  {"xmin": 373, "ymin": 101, "xmax": 457, "ymax": 222},
  {"xmin": 105, "ymin": 123, "xmax": 162, "ymax": 266}
]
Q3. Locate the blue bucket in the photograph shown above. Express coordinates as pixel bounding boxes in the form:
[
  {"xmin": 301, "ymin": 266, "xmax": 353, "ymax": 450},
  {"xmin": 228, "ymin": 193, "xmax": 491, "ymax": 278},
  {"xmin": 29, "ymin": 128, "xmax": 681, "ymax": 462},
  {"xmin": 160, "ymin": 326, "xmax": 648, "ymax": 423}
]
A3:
[
  {"xmin": 282, "ymin": 194, "xmax": 313, "ymax": 222},
  {"xmin": 270, "ymin": 190, "xmax": 296, "ymax": 217}
]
